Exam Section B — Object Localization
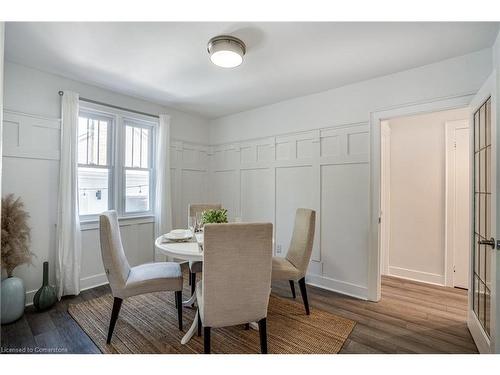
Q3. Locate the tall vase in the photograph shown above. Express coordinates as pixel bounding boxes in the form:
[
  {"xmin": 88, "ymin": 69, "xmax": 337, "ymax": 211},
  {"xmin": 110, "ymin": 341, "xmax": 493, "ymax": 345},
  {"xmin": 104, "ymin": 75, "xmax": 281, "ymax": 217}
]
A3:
[
  {"xmin": 33, "ymin": 262, "xmax": 57, "ymax": 311},
  {"xmin": 1, "ymin": 276, "xmax": 26, "ymax": 324}
]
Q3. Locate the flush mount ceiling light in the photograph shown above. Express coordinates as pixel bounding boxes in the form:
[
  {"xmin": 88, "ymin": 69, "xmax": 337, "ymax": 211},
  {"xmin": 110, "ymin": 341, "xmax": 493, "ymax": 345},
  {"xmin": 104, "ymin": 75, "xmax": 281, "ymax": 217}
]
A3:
[{"xmin": 207, "ymin": 35, "xmax": 246, "ymax": 68}]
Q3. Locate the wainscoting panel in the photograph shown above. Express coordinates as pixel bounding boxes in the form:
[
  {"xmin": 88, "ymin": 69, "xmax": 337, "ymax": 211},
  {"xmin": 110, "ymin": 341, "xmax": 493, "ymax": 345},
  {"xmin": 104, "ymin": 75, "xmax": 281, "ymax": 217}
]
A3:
[
  {"xmin": 208, "ymin": 122, "xmax": 370, "ymax": 299},
  {"xmin": 3, "ymin": 110, "xmax": 61, "ymax": 160},
  {"xmin": 240, "ymin": 168, "xmax": 274, "ymax": 223},
  {"xmin": 276, "ymin": 166, "xmax": 315, "ymax": 257},
  {"xmin": 320, "ymin": 163, "xmax": 370, "ymax": 288}
]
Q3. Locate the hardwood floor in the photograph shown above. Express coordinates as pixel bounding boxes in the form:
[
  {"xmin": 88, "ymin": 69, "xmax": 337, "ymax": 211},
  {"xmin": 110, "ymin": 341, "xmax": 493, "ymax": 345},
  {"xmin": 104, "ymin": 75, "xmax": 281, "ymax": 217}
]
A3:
[{"xmin": 1, "ymin": 272, "xmax": 477, "ymax": 354}]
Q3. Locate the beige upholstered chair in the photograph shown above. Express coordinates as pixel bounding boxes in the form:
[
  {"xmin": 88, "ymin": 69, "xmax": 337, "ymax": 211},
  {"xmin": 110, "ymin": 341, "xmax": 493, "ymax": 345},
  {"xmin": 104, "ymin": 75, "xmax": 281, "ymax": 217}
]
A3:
[
  {"xmin": 99, "ymin": 210, "xmax": 184, "ymax": 344},
  {"xmin": 196, "ymin": 222, "xmax": 273, "ymax": 354},
  {"xmin": 187, "ymin": 203, "xmax": 222, "ymax": 296},
  {"xmin": 272, "ymin": 208, "xmax": 316, "ymax": 315}
]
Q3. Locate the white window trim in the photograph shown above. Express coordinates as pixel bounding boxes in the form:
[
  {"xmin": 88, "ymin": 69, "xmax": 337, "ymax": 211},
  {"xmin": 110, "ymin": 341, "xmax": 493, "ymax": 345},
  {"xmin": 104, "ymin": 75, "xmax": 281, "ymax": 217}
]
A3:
[{"xmin": 78, "ymin": 101, "xmax": 158, "ymax": 223}]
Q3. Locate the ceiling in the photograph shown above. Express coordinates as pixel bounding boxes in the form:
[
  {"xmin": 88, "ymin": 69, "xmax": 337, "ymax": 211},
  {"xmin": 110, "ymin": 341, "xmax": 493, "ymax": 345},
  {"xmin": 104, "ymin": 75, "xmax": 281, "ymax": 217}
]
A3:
[{"xmin": 5, "ymin": 22, "xmax": 499, "ymax": 118}]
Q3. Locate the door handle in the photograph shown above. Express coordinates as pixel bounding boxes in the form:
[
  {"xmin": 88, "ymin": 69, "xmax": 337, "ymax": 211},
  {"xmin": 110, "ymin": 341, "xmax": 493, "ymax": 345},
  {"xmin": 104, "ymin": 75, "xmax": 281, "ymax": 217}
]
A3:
[{"xmin": 478, "ymin": 237, "xmax": 496, "ymax": 249}]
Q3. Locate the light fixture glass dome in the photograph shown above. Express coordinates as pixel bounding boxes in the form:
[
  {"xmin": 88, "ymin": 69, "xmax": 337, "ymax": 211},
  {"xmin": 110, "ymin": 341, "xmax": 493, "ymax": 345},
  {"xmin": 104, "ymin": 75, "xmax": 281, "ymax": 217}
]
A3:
[{"xmin": 207, "ymin": 35, "xmax": 246, "ymax": 68}]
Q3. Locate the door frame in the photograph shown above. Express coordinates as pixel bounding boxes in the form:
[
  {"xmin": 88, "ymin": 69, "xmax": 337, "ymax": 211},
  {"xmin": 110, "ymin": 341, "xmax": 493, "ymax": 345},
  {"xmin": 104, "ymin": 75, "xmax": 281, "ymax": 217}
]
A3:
[
  {"xmin": 380, "ymin": 121, "xmax": 391, "ymax": 276},
  {"xmin": 467, "ymin": 72, "xmax": 497, "ymax": 354},
  {"xmin": 445, "ymin": 119, "xmax": 470, "ymax": 288},
  {"xmin": 368, "ymin": 93, "xmax": 475, "ymax": 302}
]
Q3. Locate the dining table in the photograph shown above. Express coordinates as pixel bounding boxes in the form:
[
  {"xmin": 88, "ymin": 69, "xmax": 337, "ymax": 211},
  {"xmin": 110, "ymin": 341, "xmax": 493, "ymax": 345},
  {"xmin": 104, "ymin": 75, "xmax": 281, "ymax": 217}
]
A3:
[{"xmin": 155, "ymin": 231, "xmax": 204, "ymax": 344}]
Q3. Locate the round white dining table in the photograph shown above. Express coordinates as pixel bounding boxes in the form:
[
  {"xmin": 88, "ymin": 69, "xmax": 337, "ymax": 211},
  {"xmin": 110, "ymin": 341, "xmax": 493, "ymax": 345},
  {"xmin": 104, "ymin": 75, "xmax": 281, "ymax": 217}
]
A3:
[{"xmin": 154, "ymin": 234, "xmax": 203, "ymax": 344}]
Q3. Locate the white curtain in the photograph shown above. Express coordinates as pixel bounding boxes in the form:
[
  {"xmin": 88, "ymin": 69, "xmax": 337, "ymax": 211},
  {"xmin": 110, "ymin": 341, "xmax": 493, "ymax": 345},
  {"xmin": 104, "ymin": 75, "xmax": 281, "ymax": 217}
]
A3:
[
  {"xmin": 154, "ymin": 114, "xmax": 173, "ymax": 260},
  {"xmin": 56, "ymin": 91, "xmax": 82, "ymax": 299}
]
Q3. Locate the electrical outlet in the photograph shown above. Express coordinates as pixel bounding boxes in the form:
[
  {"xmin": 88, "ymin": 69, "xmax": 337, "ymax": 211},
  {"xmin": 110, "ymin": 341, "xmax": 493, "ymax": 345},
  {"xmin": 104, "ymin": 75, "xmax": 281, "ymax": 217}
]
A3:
[{"xmin": 276, "ymin": 244, "xmax": 282, "ymax": 254}]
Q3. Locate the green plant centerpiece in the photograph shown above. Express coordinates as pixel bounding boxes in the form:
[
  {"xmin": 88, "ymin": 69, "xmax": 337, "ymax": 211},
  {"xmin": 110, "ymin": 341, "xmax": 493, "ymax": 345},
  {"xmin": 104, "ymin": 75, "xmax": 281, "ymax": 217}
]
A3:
[
  {"xmin": 201, "ymin": 208, "xmax": 228, "ymax": 225},
  {"xmin": 1, "ymin": 194, "xmax": 34, "ymax": 324}
]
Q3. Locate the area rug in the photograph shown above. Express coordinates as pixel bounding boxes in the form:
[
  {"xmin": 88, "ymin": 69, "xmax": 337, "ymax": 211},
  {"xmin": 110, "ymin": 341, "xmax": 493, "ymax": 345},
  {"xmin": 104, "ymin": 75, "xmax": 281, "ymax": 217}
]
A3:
[{"xmin": 68, "ymin": 292, "xmax": 355, "ymax": 354}]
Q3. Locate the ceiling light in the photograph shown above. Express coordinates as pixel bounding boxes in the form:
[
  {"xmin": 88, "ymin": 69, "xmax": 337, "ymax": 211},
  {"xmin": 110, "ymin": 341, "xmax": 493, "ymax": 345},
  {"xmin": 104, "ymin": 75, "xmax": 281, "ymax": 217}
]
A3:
[{"xmin": 207, "ymin": 35, "xmax": 246, "ymax": 68}]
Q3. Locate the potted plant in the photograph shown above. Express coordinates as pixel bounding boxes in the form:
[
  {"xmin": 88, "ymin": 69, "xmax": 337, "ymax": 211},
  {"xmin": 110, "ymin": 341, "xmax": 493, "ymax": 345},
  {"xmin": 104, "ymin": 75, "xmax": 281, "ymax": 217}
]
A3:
[
  {"xmin": 1, "ymin": 194, "xmax": 33, "ymax": 324},
  {"xmin": 201, "ymin": 208, "xmax": 228, "ymax": 225}
]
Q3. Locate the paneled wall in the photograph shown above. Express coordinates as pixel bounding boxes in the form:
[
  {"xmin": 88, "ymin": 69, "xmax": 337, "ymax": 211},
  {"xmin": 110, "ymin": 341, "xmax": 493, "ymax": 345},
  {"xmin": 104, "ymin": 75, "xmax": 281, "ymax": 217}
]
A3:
[
  {"xmin": 208, "ymin": 122, "xmax": 370, "ymax": 298},
  {"xmin": 1, "ymin": 109, "xmax": 209, "ymax": 304}
]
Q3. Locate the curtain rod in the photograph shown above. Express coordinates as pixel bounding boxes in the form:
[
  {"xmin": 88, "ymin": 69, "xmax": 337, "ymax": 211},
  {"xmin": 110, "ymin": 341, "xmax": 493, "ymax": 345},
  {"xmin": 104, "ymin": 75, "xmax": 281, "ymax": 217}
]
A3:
[{"xmin": 58, "ymin": 91, "xmax": 160, "ymax": 119}]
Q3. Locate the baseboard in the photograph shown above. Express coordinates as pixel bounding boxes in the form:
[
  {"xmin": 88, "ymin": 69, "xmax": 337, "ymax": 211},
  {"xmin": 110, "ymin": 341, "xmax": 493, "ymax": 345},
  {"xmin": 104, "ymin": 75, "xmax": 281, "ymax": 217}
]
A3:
[
  {"xmin": 388, "ymin": 266, "xmax": 444, "ymax": 286},
  {"xmin": 24, "ymin": 273, "xmax": 109, "ymax": 306},
  {"xmin": 305, "ymin": 274, "xmax": 369, "ymax": 300}
]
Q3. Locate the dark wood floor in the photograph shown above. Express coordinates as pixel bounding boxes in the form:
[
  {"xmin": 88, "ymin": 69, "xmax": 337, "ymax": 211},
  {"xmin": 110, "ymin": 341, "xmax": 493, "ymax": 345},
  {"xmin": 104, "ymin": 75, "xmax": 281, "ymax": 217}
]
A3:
[{"xmin": 1, "ymin": 271, "xmax": 477, "ymax": 354}]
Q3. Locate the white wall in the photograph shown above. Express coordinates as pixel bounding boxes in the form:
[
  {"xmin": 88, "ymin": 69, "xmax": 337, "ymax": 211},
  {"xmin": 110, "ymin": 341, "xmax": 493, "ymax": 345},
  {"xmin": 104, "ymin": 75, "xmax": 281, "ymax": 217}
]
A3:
[
  {"xmin": 2, "ymin": 62, "xmax": 210, "ymax": 304},
  {"xmin": 208, "ymin": 49, "xmax": 493, "ymax": 299},
  {"xmin": 386, "ymin": 108, "xmax": 469, "ymax": 285}
]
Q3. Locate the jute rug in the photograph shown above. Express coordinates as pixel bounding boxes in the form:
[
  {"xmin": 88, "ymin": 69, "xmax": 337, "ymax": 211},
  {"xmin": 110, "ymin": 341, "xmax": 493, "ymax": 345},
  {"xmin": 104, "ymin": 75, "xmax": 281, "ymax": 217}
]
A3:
[{"xmin": 68, "ymin": 292, "xmax": 355, "ymax": 354}]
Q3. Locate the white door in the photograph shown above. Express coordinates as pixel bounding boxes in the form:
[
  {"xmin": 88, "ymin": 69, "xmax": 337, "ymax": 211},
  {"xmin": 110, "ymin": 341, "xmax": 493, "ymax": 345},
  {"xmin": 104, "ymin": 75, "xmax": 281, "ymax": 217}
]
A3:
[
  {"xmin": 467, "ymin": 72, "xmax": 498, "ymax": 353},
  {"xmin": 445, "ymin": 120, "xmax": 470, "ymax": 289}
]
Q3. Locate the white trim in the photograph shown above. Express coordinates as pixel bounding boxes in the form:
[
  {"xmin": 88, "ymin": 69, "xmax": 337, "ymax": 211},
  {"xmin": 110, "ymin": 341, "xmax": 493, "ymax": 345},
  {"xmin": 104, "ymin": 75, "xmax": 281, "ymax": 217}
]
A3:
[
  {"xmin": 80, "ymin": 214, "xmax": 154, "ymax": 231},
  {"xmin": 380, "ymin": 121, "xmax": 391, "ymax": 276},
  {"xmin": 79, "ymin": 273, "xmax": 109, "ymax": 291},
  {"xmin": 305, "ymin": 274, "xmax": 368, "ymax": 300},
  {"xmin": 468, "ymin": 308, "xmax": 491, "ymax": 353},
  {"xmin": 369, "ymin": 93, "xmax": 475, "ymax": 302},
  {"xmin": 445, "ymin": 119, "xmax": 470, "ymax": 288},
  {"xmin": 388, "ymin": 266, "xmax": 444, "ymax": 286},
  {"xmin": 467, "ymin": 72, "xmax": 498, "ymax": 353}
]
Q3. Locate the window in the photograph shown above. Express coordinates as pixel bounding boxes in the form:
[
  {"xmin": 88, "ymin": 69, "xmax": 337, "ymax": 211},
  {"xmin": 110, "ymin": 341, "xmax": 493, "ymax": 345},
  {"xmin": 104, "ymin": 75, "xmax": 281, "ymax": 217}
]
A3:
[
  {"xmin": 123, "ymin": 122, "xmax": 153, "ymax": 213},
  {"xmin": 78, "ymin": 112, "xmax": 112, "ymax": 217},
  {"xmin": 77, "ymin": 106, "xmax": 156, "ymax": 220}
]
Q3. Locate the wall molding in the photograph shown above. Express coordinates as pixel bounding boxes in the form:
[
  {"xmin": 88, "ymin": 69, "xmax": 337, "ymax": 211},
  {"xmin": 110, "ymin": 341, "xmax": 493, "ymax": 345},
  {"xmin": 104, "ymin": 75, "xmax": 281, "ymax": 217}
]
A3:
[
  {"xmin": 388, "ymin": 266, "xmax": 445, "ymax": 286},
  {"xmin": 306, "ymin": 274, "xmax": 369, "ymax": 300},
  {"xmin": 209, "ymin": 122, "xmax": 370, "ymax": 300}
]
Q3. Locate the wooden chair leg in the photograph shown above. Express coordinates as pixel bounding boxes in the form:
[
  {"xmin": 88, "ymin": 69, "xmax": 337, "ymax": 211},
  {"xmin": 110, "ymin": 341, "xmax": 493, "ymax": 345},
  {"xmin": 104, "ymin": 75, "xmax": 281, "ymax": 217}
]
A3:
[
  {"xmin": 298, "ymin": 277, "xmax": 310, "ymax": 315},
  {"xmin": 175, "ymin": 291, "xmax": 183, "ymax": 331},
  {"xmin": 197, "ymin": 309, "xmax": 202, "ymax": 337},
  {"xmin": 258, "ymin": 318, "xmax": 268, "ymax": 354},
  {"xmin": 107, "ymin": 297, "xmax": 123, "ymax": 344},
  {"xmin": 244, "ymin": 323, "xmax": 250, "ymax": 330},
  {"xmin": 188, "ymin": 270, "xmax": 192, "ymax": 285},
  {"xmin": 289, "ymin": 280, "xmax": 296, "ymax": 298},
  {"xmin": 204, "ymin": 327, "xmax": 211, "ymax": 354}
]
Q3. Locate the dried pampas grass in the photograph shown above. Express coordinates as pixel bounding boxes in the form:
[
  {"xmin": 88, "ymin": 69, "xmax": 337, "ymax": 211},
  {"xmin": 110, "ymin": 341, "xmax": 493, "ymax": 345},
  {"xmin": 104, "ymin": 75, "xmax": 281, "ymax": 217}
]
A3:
[{"xmin": 1, "ymin": 194, "xmax": 33, "ymax": 277}]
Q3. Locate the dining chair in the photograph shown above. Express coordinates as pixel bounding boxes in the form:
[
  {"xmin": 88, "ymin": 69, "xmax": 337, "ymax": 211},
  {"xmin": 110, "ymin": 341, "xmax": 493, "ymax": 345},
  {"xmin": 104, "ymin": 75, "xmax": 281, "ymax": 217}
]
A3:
[
  {"xmin": 187, "ymin": 203, "xmax": 222, "ymax": 296},
  {"xmin": 272, "ymin": 208, "xmax": 316, "ymax": 315},
  {"xmin": 196, "ymin": 222, "xmax": 273, "ymax": 354},
  {"xmin": 99, "ymin": 210, "xmax": 184, "ymax": 344}
]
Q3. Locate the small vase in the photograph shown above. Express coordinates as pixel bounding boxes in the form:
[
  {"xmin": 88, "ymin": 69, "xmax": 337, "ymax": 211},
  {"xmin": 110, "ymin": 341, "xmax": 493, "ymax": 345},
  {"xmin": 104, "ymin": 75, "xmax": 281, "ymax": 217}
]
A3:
[
  {"xmin": 1, "ymin": 276, "xmax": 26, "ymax": 324},
  {"xmin": 33, "ymin": 262, "xmax": 57, "ymax": 311}
]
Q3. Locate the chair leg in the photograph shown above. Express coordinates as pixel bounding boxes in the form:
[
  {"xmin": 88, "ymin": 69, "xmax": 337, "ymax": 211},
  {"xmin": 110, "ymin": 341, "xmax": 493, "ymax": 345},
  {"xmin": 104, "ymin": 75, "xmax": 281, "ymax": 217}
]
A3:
[
  {"xmin": 197, "ymin": 309, "xmax": 202, "ymax": 337},
  {"xmin": 289, "ymin": 280, "xmax": 296, "ymax": 298},
  {"xmin": 244, "ymin": 323, "xmax": 250, "ymax": 330},
  {"xmin": 188, "ymin": 270, "xmax": 192, "ymax": 285},
  {"xmin": 175, "ymin": 291, "xmax": 183, "ymax": 331},
  {"xmin": 107, "ymin": 297, "xmax": 123, "ymax": 344},
  {"xmin": 204, "ymin": 327, "xmax": 211, "ymax": 354},
  {"xmin": 258, "ymin": 318, "xmax": 268, "ymax": 354},
  {"xmin": 298, "ymin": 277, "xmax": 310, "ymax": 315}
]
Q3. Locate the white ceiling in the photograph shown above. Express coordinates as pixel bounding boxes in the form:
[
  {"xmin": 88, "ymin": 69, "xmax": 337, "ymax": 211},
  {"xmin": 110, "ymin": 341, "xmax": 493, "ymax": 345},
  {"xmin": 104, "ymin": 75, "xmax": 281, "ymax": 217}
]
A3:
[{"xmin": 5, "ymin": 22, "xmax": 499, "ymax": 118}]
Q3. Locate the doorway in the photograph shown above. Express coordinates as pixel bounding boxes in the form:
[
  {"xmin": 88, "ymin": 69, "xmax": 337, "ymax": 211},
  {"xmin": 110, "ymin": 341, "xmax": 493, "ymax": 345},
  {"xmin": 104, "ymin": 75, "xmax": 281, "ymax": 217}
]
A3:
[{"xmin": 379, "ymin": 108, "xmax": 470, "ymax": 288}]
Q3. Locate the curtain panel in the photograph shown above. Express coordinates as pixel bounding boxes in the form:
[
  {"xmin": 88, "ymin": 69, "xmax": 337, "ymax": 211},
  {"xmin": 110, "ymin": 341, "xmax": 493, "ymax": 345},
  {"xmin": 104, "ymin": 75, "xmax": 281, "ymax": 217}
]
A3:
[
  {"xmin": 56, "ymin": 91, "xmax": 82, "ymax": 299},
  {"xmin": 154, "ymin": 114, "xmax": 173, "ymax": 260}
]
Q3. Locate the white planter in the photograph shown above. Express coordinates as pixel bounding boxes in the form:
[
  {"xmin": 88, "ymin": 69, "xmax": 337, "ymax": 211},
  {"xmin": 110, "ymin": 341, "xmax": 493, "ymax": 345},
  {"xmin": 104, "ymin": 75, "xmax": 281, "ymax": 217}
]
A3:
[{"xmin": 1, "ymin": 276, "xmax": 26, "ymax": 324}]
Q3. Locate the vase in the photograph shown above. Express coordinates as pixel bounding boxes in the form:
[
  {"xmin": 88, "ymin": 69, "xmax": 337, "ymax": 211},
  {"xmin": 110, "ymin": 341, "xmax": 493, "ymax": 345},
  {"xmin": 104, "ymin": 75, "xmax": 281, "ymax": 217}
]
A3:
[
  {"xmin": 33, "ymin": 262, "xmax": 57, "ymax": 311},
  {"xmin": 1, "ymin": 276, "xmax": 26, "ymax": 324}
]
